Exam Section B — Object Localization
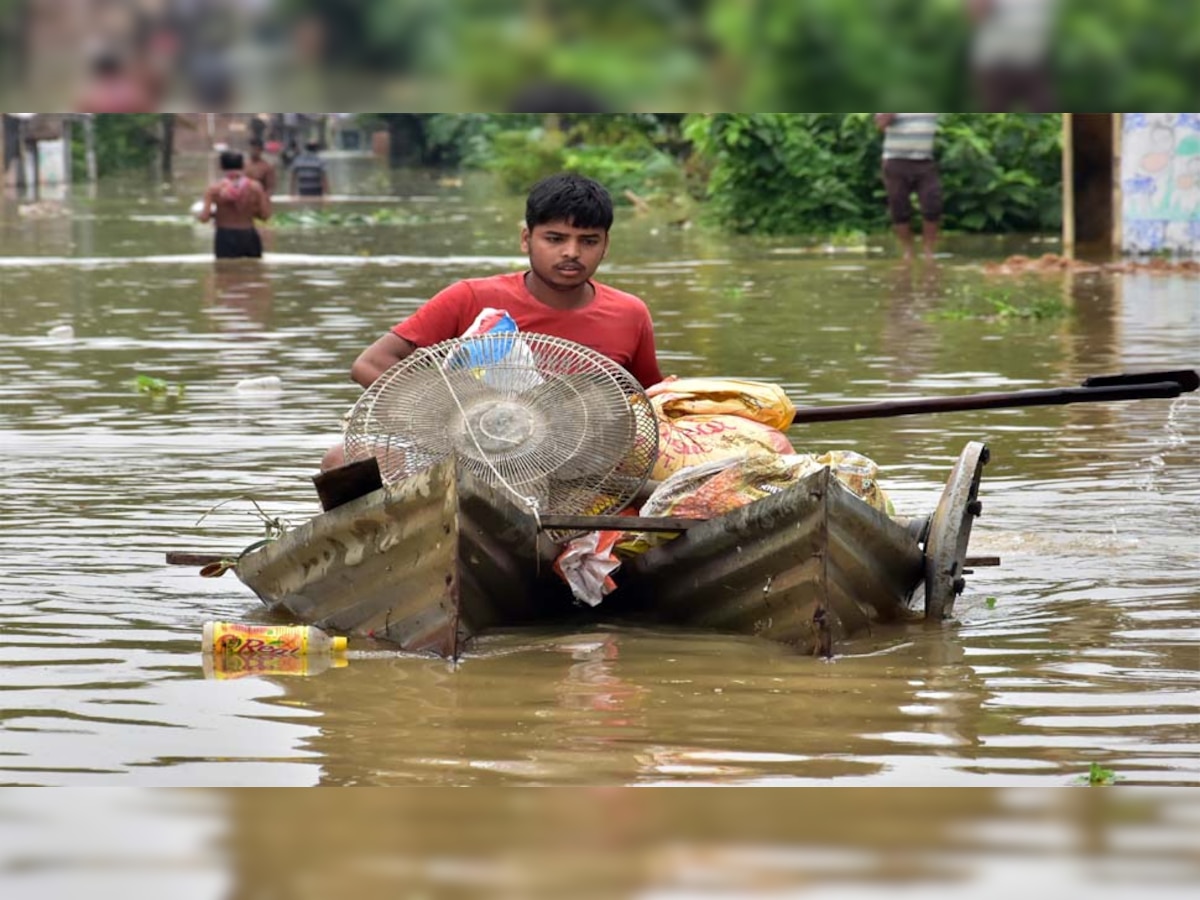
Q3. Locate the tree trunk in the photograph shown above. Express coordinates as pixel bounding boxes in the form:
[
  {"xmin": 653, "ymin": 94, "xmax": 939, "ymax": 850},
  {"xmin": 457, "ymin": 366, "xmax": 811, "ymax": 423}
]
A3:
[{"xmin": 383, "ymin": 114, "xmax": 426, "ymax": 167}]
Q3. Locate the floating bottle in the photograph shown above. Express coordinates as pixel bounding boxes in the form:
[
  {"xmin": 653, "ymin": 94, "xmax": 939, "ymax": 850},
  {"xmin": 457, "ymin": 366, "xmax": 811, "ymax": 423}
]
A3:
[{"xmin": 202, "ymin": 621, "xmax": 347, "ymax": 657}]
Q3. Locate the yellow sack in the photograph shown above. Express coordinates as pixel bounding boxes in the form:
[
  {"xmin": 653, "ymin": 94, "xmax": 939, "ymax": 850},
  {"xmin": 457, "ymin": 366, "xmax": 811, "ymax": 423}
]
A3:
[
  {"xmin": 653, "ymin": 414, "xmax": 795, "ymax": 481},
  {"xmin": 647, "ymin": 377, "xmax": 796, "ymax": 430}
]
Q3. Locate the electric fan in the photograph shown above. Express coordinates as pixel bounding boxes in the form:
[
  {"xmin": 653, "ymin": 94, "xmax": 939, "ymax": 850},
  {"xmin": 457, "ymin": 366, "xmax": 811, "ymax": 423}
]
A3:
[{"xmin": 343, "ymin": 332, "xmax": 658, "ymax": 522}]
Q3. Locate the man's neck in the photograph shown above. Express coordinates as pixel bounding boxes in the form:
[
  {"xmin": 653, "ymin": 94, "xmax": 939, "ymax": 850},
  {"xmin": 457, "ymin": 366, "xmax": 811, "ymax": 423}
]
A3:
[{"xmin": 523, "ymin": 271, "xmax": 594, "ymax": 310}]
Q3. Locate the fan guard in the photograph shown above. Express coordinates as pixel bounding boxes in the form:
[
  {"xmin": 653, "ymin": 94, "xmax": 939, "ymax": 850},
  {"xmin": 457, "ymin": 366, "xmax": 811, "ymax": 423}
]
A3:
[{"xmin": 343, "ymin": 332, "xmax": 658, "ymax": 522}]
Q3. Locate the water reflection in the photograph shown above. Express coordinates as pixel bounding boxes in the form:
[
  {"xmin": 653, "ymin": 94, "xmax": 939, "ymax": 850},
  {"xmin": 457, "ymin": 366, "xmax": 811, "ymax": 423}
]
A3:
[{"xmin": 203, "ymin": 260, "xmax": 274, "ymax": 331}]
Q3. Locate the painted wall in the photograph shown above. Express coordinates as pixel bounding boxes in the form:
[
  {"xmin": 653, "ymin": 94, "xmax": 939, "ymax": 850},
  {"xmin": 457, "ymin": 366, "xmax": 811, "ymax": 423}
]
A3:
[{"xmin": 1121, "ymin": 113, "xmax": 1200, "ymax": 254}]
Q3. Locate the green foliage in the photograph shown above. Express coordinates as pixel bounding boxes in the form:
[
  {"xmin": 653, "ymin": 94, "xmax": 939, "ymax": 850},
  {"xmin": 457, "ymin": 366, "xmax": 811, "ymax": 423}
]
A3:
[
  {"xmin": 932, "ymin": 284, "xmax": 1070, "ymax": 322},
  {"xmin": 938, "ymin": 115, "xmax": 1062, "ymax": 232},
  {"xmin": 486, "ymin": 116, "xmax": 687, "ymax": 201},
  {"xmin": 272, "ymin": 208, "xmax": 424, "ymax": 228},
  {"xmin": 682, "ymin": 113, "xmax": 881, "ymax": 235},
  {"xmin": 686, "ymin": 113, "xmax": 1062, "ymax": 236},
  {"xmin": 130, "ymin": 374, "xmax": 183, "ymax": 396},
  {"xmin": 1078, "ymin": 762, "xmax": 1119, "ymax": 786},
  {"xmin": 71, "ymin": 115, "xmax": 161, "ymax": 180}
]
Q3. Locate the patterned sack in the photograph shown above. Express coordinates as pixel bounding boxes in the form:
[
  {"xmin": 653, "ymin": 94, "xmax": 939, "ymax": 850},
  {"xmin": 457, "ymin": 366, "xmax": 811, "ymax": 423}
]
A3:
[{"xmin": 653, "ymin": 413, "xmax": 795, "ymax": 481}]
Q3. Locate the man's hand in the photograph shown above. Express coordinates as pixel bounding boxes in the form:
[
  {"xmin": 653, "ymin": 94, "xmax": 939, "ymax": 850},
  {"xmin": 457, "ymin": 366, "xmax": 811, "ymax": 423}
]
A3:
[
  {"xmin": 351, "ymin": 332, "xmax": 417, "ymax": 388},
  {"xmin": 874, "ymin": 113, "xmax": 896, "ymax": 130},
  {"xmin": 197, "ymin": 187, "xmax": 215, "ymax": 223}
]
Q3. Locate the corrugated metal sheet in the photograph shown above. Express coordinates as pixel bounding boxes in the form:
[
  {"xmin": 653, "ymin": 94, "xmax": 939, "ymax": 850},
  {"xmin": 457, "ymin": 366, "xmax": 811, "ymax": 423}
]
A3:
[{"xmin": 615, "ymin": 468, "xmax": 924, "ymax": 655}]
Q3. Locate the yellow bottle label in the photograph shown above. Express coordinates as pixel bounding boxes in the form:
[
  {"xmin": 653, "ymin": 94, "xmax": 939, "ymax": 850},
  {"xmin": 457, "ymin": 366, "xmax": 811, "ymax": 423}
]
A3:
[{"xmin": 210, "ymin": 623, "xmax": 309, "ymax": 656}]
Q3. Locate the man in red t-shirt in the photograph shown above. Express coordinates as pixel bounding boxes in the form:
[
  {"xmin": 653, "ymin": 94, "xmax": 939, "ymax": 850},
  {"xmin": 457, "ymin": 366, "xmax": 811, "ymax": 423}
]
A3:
[{"xmin": 321, "ymin": 172, "xmax": 664, "ymax": 471}]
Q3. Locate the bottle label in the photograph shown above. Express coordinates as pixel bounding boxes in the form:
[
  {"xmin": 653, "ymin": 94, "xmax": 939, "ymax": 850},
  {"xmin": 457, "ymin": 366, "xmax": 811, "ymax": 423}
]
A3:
[{"xmin": 209, "ymin": 623, "xmax": 309, "ymax": 656}]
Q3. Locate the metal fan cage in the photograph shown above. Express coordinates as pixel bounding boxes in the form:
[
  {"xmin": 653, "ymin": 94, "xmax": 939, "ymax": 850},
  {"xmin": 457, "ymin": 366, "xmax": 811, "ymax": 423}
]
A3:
[{"xmin": 343, "ymin": 332, "xmax": 658, "ymax": 525}]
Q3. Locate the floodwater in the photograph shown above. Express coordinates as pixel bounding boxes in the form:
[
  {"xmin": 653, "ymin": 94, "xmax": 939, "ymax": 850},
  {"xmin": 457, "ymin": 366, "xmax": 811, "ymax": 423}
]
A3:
[{"xmin": 1, "ymin": 154, "xmax": 1198, "ymax": 795}]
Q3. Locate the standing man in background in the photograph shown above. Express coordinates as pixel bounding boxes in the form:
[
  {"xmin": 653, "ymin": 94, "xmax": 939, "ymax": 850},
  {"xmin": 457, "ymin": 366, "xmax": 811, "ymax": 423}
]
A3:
[
  {"xmin": 290, "ymin": 141, "xmax": 329, "ymax": 198},
  {"xmin": 875, "ymin": 113, "xmax": 942, "ymax": 262},
  {"xmin": 244, "ymin": 138, "xmax": 277, "ymax": 196}
]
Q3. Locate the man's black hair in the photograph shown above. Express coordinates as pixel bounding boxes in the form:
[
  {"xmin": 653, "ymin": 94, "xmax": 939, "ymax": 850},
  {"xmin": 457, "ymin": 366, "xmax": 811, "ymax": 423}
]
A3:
[
  {"xmin": 304, "ymin": 140, "xmax": 319, "ymax": 152},
  {"xmin": 525, "ymin": 173, "xmax": 613, "ymax": 231},
  {"xmin": 219, "ymin": 150, "xmax": 244, "ymax": 171},
  {"xmin": 248, "ymin": 137, "xmax": 264, "ymax": 149}
]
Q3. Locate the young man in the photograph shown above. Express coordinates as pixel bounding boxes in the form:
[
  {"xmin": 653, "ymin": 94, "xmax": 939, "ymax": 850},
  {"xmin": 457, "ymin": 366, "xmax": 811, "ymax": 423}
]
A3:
[
  {"xmin": 289, "ymin": 140, "xmax": 329, "ymax": 197},
  {"xmin": 196, "ymin": 151, "xmax": 272, "ymax": 259},
  {"xmin": 244, "ymin": 138, "xmax": 277, "ymax": 196},
  {"xmin": 875, "ymin": 113, "xmax": 942, "ymax": 262},
  {"xmin": 322, "ymin": 172, "xmax": 663, "ymax": 471}
]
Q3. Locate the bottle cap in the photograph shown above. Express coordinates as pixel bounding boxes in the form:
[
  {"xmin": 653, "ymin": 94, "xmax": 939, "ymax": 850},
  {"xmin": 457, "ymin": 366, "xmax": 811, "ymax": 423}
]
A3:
[{"xmin": 332, "ymin": 636, "xmax": 348, "ymax": 652}]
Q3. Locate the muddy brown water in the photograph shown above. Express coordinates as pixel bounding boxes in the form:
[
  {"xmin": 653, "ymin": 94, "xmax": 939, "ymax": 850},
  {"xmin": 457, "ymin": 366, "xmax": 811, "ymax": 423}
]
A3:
[{"xmin": 1, "ymin": 159, "xmax": 1198, "ymax": 790}]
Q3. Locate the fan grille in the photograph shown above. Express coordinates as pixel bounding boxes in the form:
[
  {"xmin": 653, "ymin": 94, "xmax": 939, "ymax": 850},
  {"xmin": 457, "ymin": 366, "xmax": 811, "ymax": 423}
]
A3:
[{"xmin": 344, "ymin": 332, "xmax": 658, "ymax": 521}]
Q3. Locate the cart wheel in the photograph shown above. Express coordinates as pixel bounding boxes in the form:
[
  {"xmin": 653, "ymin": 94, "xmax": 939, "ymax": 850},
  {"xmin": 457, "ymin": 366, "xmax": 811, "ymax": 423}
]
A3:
[{"xmin": 924, "ymin": 441, "xmax": 988, "ymax": 620}]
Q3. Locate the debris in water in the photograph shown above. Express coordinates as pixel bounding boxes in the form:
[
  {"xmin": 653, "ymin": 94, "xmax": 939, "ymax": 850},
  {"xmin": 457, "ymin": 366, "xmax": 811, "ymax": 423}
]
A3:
[{"xmin": 235, "ymin": 375, "xmax": 283, "ymax": 394}]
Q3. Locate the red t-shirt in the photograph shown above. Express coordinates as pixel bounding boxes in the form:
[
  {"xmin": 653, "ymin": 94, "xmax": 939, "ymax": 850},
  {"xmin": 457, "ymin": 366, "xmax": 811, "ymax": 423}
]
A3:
[{"xmin": 392, "ymin": 271, "xmax": 664, "ymax": 388}]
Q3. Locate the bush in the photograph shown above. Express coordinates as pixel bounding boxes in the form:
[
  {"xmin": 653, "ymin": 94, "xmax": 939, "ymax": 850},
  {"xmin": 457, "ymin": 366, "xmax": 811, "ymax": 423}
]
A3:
[{"xmin": 685, "ymin": 113, "xmax": 1062, "ymax": 235}]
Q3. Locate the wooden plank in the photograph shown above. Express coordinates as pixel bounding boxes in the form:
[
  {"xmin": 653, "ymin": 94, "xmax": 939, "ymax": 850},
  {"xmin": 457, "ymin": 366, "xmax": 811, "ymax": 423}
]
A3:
[
  {"xmin": 964, "ymin": 555, "xmax": 1000, "ymax": 568},
  {"xmin": 311, "ymin": 456, "xmax": 383, "ymax": 512}
]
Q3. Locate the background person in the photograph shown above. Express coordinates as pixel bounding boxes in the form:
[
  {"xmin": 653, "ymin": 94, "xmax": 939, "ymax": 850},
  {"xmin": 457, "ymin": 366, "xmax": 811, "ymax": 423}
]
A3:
[
  {"xmin": 289, "ymin": 140, "xmax": 329, "ymax": 197},
  {"xmin": 244, "ymin": 138, "xmax": 277, "ymax": 196},
  {"xmin": 874, "ymin": 113, "xmax": 943, "ymax": 262},
  {"xmin": 196, "ymin": 150, "xmax": 271, "ymax": 259}
]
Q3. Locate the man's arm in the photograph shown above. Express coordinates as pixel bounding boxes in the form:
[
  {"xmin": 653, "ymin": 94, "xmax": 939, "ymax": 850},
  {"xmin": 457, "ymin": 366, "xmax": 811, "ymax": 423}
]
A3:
[
  {"xmin": 256, "ymin": 183, "xmax": 271, "ymax": 221},
  {"xmin": 264, "ymin": 164, "xmax": 277, "ymax": 196},
  {"xmin": 351, "ymin": 332, "xmax": 417, "ymax": 388},
  {"xmin": 197, "ymin": 186, "xmax": 215, "ymax": 223},
  {"xmin": 874, "ymin": 113, "xmax": 896, "ymax": 131}
]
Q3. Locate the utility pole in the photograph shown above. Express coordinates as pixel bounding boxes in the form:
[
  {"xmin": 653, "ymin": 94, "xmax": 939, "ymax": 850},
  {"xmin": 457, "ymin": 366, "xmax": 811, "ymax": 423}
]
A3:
[
  {"xmin": 61, "ymin": 115, "xmax": 73, "ymax": 186},
  {"xmin": 84, "ymin": 114, "xmax": 97, "ymax": 182},
  {"xmin": 160, "ymin": 113, "xmax": 175, "ymax": 181}
]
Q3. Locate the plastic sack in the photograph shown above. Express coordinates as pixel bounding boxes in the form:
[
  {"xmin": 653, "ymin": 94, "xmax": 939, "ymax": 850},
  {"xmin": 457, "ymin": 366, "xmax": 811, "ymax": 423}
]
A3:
[
  {"xmin": 647, "ymin": 376, "xmax": 796, "ymax": 430},
  {"xmin": 445, "ymin": 307, "xmax": 542, "ymax": 392},
  {"xmin": 653, "ymin": 413, "xmax": 795, "ymax": 481},
  {"xmin": 620, "ymin": 451, "xmax": 893, "ymax": 554},
  {"xmin": 807, "ymin": 450, "xmax": 893, "ymax": 515},
  {"xmin": 553, "ymin": 529, "xmax": 624, "ymax": 607}
]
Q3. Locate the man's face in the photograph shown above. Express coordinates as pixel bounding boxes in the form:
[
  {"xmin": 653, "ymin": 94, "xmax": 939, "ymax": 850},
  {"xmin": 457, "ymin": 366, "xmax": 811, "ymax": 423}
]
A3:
[{"xmin": 521, "ymin": 220, "xmax": 609, "ymax": 291}]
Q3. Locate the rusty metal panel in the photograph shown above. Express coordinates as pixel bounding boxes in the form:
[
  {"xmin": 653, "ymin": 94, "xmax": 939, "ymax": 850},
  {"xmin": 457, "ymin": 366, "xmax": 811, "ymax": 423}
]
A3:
[
  {"xmin": 617, "ymin": 468, "xmax": 924, "ymax": 654},
  {"xmin": 237, "ymin": 457, "xmax": 464, "ymax": 656},
  {"xmin": 452, "ymin": 467, "xmax": 572, "ymax": 648},
  {"xmin": 236, "ymin": 458, "xmax": 566, "ymax": 658}
]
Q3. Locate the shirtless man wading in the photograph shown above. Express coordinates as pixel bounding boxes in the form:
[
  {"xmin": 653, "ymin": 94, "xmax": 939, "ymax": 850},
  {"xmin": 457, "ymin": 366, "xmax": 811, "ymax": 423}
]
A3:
[{"xmin": 196, "ymin": 150, "xmax": 272, "ymax": 259}]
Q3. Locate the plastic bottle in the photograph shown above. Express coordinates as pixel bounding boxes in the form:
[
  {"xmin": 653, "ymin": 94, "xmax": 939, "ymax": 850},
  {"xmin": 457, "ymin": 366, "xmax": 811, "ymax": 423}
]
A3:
[{"xmin": 202, "ymin": 621, "xmax": 348, "ymax": 657}]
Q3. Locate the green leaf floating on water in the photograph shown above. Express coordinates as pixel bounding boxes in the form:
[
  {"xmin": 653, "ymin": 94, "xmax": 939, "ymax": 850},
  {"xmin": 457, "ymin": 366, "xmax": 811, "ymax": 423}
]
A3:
[
  {"xmin": 1078, "ymin": 762, "xmax": 1119, "ymax": 786},
  {"xmin": 131, "ymin": 374, "xmax": 185, "ymax": 396}
]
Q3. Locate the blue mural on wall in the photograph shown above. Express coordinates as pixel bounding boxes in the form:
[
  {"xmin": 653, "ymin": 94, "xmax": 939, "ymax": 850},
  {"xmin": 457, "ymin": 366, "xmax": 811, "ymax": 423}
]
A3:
[{"xmin": 1122, "ymin": 112, "xmax": 1200, "ymax": 255}]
